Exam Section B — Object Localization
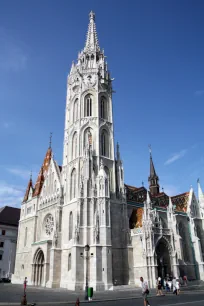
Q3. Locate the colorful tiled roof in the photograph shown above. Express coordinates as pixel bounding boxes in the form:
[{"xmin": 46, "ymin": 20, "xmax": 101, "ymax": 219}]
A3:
[
  {"xmin": 172, "ymin": 192, "xmax": 189, "ymax": 213},
  {"xmin": 151, "ymin": 192, "xmax": 169, "ymax": 208},
  {"xmin": 125, "ymin": 183, "xmax": 189, "ymax": 212},
  {"xmin": 33, "ymin": 166, "xmax": 44, "ymax": 197},
  {"xmin": 126, "ymin": 185, "xmax": 147, "ymax": 203},
  {"xmin": 33, "ymin": 147, "xmax": 52, "ymax": 198}
]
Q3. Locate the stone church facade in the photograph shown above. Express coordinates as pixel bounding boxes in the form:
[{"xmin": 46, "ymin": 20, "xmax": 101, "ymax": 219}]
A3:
[{"xmin": 12, "ymin": 12, "xmax": 204, "ymax": 290}]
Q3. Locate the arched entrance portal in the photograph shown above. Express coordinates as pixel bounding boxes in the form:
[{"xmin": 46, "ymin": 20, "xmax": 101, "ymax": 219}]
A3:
[
  {"xmin": 33, "ymin": 249, "xmax": 45, "ymax": 286},
  {"xmin": 156, "ymin": 239, "xmax": 171, "ymax": 279}
]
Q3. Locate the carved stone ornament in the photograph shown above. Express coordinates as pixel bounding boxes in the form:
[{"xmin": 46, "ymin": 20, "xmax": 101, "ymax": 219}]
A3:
[{"xmin": 44, "ymin": 214, "xmax": 54, "ymax": 236}]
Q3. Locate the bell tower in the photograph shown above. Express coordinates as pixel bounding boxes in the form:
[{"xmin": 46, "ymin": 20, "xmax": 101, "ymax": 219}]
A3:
[{"xmin": 61, "ymin": 11, "xmax": 127, "ymax": 291}]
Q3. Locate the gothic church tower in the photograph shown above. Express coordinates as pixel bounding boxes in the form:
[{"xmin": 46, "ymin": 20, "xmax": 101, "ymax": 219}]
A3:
[{"xmin": 61, "ymin": 11, "xmax": 127, "ymax": 290}]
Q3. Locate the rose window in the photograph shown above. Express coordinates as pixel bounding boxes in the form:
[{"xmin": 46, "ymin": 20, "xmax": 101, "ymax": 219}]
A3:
[{"xmin": 44, "ymin": 214, "xmax": 54, "ymax": 236}]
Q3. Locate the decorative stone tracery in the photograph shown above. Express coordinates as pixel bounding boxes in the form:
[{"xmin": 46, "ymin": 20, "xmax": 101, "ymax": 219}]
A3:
[{"xmin": 44, "ymin": 214, "xmax": 54, "ymax": 236}]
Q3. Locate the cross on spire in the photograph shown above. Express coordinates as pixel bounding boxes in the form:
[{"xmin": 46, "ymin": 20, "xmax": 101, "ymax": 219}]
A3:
[{"xmin": 49, "ymin": 132, "xmax": 52, "ymax": 148}]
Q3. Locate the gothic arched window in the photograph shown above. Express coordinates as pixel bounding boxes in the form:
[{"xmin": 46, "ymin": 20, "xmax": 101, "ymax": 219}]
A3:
[
  {"xmin": 84, "ymin": 95, "xmax": 92, "ymax": 117},
  {"xmin": 72, "ymin": 132, "xmax": 78, "ymax": 159},
  {"xmin": 70, "ymin": 169, "xmax": 76, "ymax": 199},
  {"xmin": 101, "ymin": 130, "xmax": 109, "ymax": 157},
  {"xmin": 68, "ymin": 253, "xmax": 71, "ymax": 270},
  {"xmin": 73, "ymin": 99, "xmax": 78, "ymax": 122},
  {"xmin": 24, "ymin": 227, "xmax": 27, "ymax": 247},
  {"xmin": 100, "ymin": 96, "xmax": 107, "ymax": 119},
  {"xmin": 69, "ymin": 212, "xmax": 73, "ymax": 240}
]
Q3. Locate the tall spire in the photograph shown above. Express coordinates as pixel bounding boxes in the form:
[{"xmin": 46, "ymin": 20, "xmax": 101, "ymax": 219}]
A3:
[
  {"xmin": 84, "ymin": 11, "xmax": 100, "ymax": 52},
  {"xmin": 148, "ymin": 145, "xmax": 160, "ymax": 195}
]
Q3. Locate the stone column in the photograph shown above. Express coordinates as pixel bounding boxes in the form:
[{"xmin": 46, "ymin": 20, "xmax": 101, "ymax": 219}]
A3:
[
  {"xmin": 46, "ymin": 248, "xmax": 61, "ymax": 288},
  {"xmin": 172, "ymin": 255, "xmax": 179, "ymax": 278}
]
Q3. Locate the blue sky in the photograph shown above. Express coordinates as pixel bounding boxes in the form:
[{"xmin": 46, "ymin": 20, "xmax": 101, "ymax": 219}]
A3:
[{"xmin": 0, "ymin": 0, "xmax": 204, "ymax": 207}]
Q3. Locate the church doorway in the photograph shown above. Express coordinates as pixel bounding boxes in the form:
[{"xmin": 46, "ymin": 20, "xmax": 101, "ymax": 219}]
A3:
[
  {"xmin": 156, "ymin": 239, "xmax": 171, "ymax": 279},
  {"xmin": 33, "ymin": 249, "xmax": 45, "ymax": 286}
]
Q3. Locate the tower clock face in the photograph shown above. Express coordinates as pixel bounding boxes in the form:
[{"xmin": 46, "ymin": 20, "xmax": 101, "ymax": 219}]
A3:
[{"xmin": 84, "ymin": 74, "xmax": 96, "ymax": 87}]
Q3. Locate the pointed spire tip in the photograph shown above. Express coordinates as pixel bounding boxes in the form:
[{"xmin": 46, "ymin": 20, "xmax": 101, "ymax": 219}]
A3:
[{"xmin": 89, "ymin": 11, "xmax": 95, "ymax": 21}]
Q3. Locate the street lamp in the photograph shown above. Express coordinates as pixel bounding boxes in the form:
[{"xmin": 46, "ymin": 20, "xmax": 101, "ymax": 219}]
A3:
[{"xmin": 84, "ymin": 244, "xmax": 90, "ymax": 300}]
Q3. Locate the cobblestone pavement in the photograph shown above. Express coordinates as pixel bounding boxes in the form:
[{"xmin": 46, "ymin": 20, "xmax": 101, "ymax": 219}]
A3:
[{"xmin": 0, "ymin": 283, "xmax": 203, "ymax": 305}]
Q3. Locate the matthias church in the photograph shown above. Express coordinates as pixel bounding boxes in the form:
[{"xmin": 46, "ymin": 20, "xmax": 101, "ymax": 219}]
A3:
[{"xmin": 12, "ymin": 12, "xmax": 204, "ymax": 290}]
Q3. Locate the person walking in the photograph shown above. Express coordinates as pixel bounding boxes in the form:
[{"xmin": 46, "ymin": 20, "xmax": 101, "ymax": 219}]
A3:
[
  {"xmin": 23, "ymin": 277, "xmax": 27, "ymax": 293},
  {"xmin": 183, "ymin": 275, "xmax": 187, "ymax": 286},
  {"xmin": 140, "ymin": 277, "xmax": 150, "ymax": 306},
  {"xmin": 176, "ymin": 279, "xmax": 180, "ymax": 295},
  {"xmin": 157, "ymin": 277, "xmax": 163, "ymax": 296},
  {"xmin": 172, "ymin": 277, "xmax": 177, "ymax": 295}
]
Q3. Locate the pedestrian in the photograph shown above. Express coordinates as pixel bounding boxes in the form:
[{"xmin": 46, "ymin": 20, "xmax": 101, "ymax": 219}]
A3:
[
  {"xmin": 165, "ymin": 279, "xmax": 170, "ymax": 293},
  {"xmin": 172, "ymin": 277, "xmax": 177, "ymax": 295},
  {"xmin": 168, "ymin": 278, "xmax": 172, "ymax": 292},
  {"xmin": 183, "ymin": 275, "xmax": 187, "ymax": 286},
  {"xmin": 176, "ymin": 279, "xmax": 180, "ymax": 295},
  {"xmin": 140, "ymin": 276, "xmax": 151, "ymax": 306},
  {"xmin": 23, "ymin": 277, "xmax": 27, "ymax": 293},
  {"xmin": 157, "ymin": 277, "xmax": 163, "ymax": 296}
]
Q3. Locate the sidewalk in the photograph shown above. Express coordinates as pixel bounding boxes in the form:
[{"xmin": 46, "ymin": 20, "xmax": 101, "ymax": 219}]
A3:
[{"xmin": 0, "ymin": 283, "xmax": 203, "ymax": 306}]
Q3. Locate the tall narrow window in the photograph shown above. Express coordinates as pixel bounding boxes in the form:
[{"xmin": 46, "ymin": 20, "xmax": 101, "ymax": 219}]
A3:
[
  {"xmin": 24, "ymin": 227, "xmax": 27, "ymax": 247},
  {"xmin": 68, "ymin": 253, "xmax": 71, "ymax": 271},
  {"xmin": 73, "ymin": 99, "xmax": 78, "ymax": 122},
  {"xmin": 121, "ymin": 169, "xmax": 123, "ymax": 181},
  {"xmin": 101, "ymin": 130, "xmax": 109, "ymax": 157},
  {"xmin": 84, "ymin": 95, "xmax": 92, "ymax": 117},
  {"xmin": 72, "ymin": 133, "xmax": 77, "ymax": 159},
  {"xmin": 100, "ymin": 97, "xmax": 107, "ymax": 119},
  {"xmin": 69, "ymin": 212, "xmax": 73, "ymax": 240},
  {"xmin": 71, "ymin": 169, "xmax": 76, "ymax": 199},
  {"xmin": 80, "ymin": 202, "xmax": 84, "ymax": 226}
]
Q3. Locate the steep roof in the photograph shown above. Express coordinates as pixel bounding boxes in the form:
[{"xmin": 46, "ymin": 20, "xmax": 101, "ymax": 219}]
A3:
[
  {"xmin": 23, "ymin": 178, "xmax": 33, "ymax": 202},
  {"xmin": 149, "ymin": 153, "xmax": 157, "ymax": 178},
  {"xmin": 0, "ymin": 206, "xmax": 20, "ymax": 227},
  {"xmin": 32, "ymin": 147, "xmax": 52, "ymax": 198}
]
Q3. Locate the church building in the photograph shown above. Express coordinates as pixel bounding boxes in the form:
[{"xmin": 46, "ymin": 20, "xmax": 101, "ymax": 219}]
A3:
[{"xmin": 12, "ymin": 12, "xmax": 204, "ymax": 290}]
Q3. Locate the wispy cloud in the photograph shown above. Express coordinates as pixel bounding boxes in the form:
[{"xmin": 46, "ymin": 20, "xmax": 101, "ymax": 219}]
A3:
[
  {"xmin": 0, "ymin": 181, "xmax": 24, "ymax": 207},
  {"xmin": 0, "ymin": 27, "xmax": 28, "ymax": 72},
  {"xmin": 2, "ymin": 121, "xmax": 13, "ymax": 129},
  {"xmin": 162, "ymin": 184, "xmax": 181, "ymax": 196},
  {"xmin": 6, "ymin": 167, "xmax": 34, "ymax": 180},
  {"xmin": 195, "ymin": 90, "xmax": 204, "ymax": 96},
  {"xmin": 164, "ymin": 149, "xmax": 187, "ymax": 165}
]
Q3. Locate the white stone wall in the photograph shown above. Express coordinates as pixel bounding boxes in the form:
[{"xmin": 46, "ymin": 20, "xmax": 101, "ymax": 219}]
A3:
[{"xmin": 0, "ymin": 225, "xmax": 18, "ymax": 279}]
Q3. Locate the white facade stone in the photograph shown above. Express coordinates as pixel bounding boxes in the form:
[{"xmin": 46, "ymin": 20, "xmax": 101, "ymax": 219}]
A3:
[{"xmin": 12, "ymin": 11, "xmax": 204, "ymax": 290}]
